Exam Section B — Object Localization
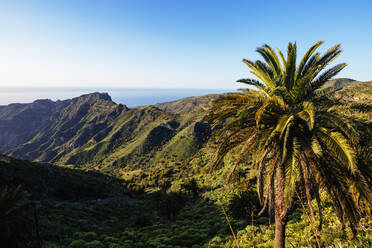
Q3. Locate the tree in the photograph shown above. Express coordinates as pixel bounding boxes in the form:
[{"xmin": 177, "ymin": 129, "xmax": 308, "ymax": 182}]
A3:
[{"xmin": 208, "ymin": 41, "xmax": 371, "ymax": 248}]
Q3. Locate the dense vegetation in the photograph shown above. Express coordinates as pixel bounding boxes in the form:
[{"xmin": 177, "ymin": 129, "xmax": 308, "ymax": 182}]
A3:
[
  {"xmin": 0, "ymin": 77, "xmax": 371, "ymax": 246},
  {"xmin": 208, "ymin": 41, "xmax": 371, "ymax": 247},
  {"xmin": 0, "ymin": 92, "xmax": 216, "ymax": 173}
]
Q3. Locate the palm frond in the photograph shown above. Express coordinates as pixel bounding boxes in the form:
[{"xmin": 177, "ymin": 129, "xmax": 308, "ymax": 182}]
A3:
[
  {"xmin": 237, "ymin": 78, "xmax": 270, "ymax": 96},
  {"xmin": 311, "ymin": 137, "xmax": 323, "ymax": 156},
  {"xmin": 284, "ymin": 42, "xmax": 297, "ymax": 90},
  {"xmin": 207, "ymin": 41, "xmax": 368, "ymax": 240},
  {"xmin": 242, "ymin": 59, "xmax": 276, "ymax": 92},
  {"xmin": 283, "ymin": 138, "xmax": 301, "ymax": 207},
  {"xmin": 298, "ymin": 101, "xmax": 315, "ymax": 130},
  {"xmin": 316, "ymin": 111, "xmax": 359, "ymax": 145},
  {"xmin": 308, "ymin": 63, "xmax": 347, "ymax": 92},
  {"xmin": 295, "ymin": 41, "xmax": 324, "ymax": 80},
  {"xmin": 317, "ymin": 128, "xmax": 357, "ymax": 173},
  {"xmin": 315, "ymin": 44, "xmax": 343, "ymax": 71},
  {"xmin": 256, "ymin": 45, "xmax": 283, "ymax": 83},
  {"xmin": 209, "ymin": 128, "xmax": 253, "ymax": 170}
]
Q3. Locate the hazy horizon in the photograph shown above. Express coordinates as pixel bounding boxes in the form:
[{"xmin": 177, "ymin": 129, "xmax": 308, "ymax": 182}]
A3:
[{"xmin": 0, "ymin": 87, "xmax": 234, "ymax": 107}]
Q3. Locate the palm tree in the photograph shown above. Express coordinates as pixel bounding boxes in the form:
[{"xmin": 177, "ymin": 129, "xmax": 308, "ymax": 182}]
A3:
[{"xmin": 208, "ymin": 41, "xmax": 371, "ymax": 248}]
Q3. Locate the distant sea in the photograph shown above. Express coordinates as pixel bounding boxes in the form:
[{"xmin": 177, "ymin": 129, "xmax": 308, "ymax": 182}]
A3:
[{"xmin": 0, "ymin": 87, "xmax": 235, "ymax": 107}]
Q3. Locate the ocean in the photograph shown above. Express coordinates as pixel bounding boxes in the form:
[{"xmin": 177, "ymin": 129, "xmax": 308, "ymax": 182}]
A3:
[{"xmin": 0, "ymin": 87, "xmax": 235, "ymax": 107}]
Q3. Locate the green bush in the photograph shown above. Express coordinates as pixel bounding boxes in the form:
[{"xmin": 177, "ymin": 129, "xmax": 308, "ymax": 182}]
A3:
[
  {"xmin": 227, "ymin": 189, "xmax": 259, "ymax": 220},
  {"xmin": 102, "ymin": 235, "xmax": 118, "ymax": 243},
  {"xmin": 108, "ymin": 243, "xmax": 123, "ymax": 248},
  {"xmin": 86, "ymin": 240, "xmax": 104, "ymax": 248},
  {"xmin": 42, "ymin": 243, "xmax": 60, "ymax": 248},
  {"xmin": 73, "ymin": 231, "xmax": 97, "ymax": 241},
  {"xmin": 156, "ymin": 191, "xmax": 188, "ymax": 220},
  {"xmin": 69, "ymin": 239, "xmax": 87, "ymax": 248}
]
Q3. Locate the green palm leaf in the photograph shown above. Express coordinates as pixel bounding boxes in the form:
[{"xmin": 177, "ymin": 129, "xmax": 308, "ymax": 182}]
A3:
[{"xmin": 208, "ymin": 41, "xmax": 370, "ymax": 247}]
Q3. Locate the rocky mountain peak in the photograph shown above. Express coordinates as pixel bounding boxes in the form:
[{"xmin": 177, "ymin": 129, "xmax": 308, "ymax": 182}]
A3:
[{"xmin": 72, "ymin": 92, "xmax": 113, "ymax": 103}]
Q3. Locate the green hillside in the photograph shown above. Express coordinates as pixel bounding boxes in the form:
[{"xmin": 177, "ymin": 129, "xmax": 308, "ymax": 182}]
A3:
[
  {"xmin": 320, "ymin": 78, "xmax": 356, "ymax": 89},
  {"xmin": 0, "ymin": 92, "xmax": 217, "ymax": 176},
  {"xmin": 0, "ymin": 79, "xmax": 371, "ymax": 247}
]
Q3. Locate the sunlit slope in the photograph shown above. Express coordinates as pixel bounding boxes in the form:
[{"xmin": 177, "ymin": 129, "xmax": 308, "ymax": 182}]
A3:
[
  {"xmin": 2, "ymin": 92, "xmax": 217, "ymax": 173},
  {"xmin": 1, "ymin": 80, "xmax": 370, "ymax": 175}
]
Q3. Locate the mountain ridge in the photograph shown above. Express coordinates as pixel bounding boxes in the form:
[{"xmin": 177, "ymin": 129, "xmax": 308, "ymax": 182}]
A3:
[
  {"xmin": 0, "ymin": 91, "xmax": 214, "ymax": 174},
  {"xmin": 0, "ymin": 79, "xmax": 370, "ymax": 177},
  {"xmin": 0, "ymin": 80, "xmax": 371, "ymax": 247}
]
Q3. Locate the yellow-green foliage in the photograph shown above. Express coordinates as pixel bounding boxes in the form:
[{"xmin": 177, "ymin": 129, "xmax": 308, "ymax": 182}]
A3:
[{"xmin": 1, "ymin": 81, "xmax": 371, "ymax": 247}]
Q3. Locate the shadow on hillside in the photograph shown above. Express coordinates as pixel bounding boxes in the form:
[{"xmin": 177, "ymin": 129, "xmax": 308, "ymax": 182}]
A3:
[
  {"xmin": 0, "ymin": 156, "xmax": 255, "ymax": 247},
  {"xmin": 0, "ymin": 156, "xmax": 129, "ymax": 200}
]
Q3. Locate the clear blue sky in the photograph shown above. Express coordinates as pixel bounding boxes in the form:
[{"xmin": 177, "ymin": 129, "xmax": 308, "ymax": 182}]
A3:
[{"xmin": 0, "ymin": 0, "xmax": 371, "ymax": 89}]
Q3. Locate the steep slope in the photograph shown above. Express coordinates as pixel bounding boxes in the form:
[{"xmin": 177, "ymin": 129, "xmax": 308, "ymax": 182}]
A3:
[
  {"xmin": 1, "ymin": 80, "xmax": 370, "ymax": 177},
  {"xmin": 0, "ymin": 154, "xmax": 123, "ymax": 199},
  {"xmin": 0, "ymin": 81, "xmax": 371, "ymax": 247},
  {"xmin": 154, "ymin": 94, "xmax": 219, "ymax": 115},
  {"xmin": 62, "ymin": 105, "xmax": 177, "ymax": 171},
  {"xmin": 9, "ymin": 93, "xmax": 124, "ymax": 162},
  {"xmin": 321, "ymin": 78, "xmax": 356, "ymax": 89},
  {"xmin": 333, "ymin": 80, "xmax": 372, "ymax": 104},
  {"xmin": 0, "ymin": 155, "xmax": 228, "ymax": 248},
  {"xmin": 0, "ymin": 92, "xmax": 215, "ymax": 173},
  {"xmin": 0, "ymin": 99, "xmax": 69, "ymax": 152}
]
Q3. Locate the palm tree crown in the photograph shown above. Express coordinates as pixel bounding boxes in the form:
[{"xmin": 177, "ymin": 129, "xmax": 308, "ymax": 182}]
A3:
[{"xmin": 208, "ymin": 41, "xmax": 371, "ymax": 247}]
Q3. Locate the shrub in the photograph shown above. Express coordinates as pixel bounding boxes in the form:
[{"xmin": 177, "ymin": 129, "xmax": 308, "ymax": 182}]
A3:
[
  {"xmin": 42, "ymin": 243, "xmax": 60, "ymax": 248},
  {"xmin": 133, "ymin": 214, "xmax": 152, "ymax": 227},
  {"xmin": 102, "ymin": 235, "xmax": 118, "ymax": 243},
  {"xmin": 73, "ymin": 231, "xmax": 97, "ymax": 241},
  {"xmin": 86, "ymin": 240, "xmax": 104, "ymax": 248},
  {"xmin": 69, "ymin": 239, "xmax": 87, "ymax": 248},
  {"xmin": 156, "ymin": 191, "xmax": 188, "ymax": 220},
  {"xmin": 227, "ymin": 190, "xmax": 259, "ymax": 220},
  {"xmin": 181, "ymin": 178, "xmax": 199, "ymax": 196},
  {"xmin": 108, "ymin": 243, "xmax": 122, "ymax": 248}
]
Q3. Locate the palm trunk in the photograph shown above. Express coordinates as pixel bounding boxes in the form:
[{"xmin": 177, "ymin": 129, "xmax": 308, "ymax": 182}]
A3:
[
  {"xmin": 274, "ymin": 165, "xmax": 287, "ymax": 248},
  {"xmin": 274, "ymin": 217, "xmax": 286, "ymax": 248}
]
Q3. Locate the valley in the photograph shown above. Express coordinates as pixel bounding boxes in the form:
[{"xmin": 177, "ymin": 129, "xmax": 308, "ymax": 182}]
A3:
[{"xmin": 1, "ymin": 79, "xmax": 371, "ymax": 247}]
